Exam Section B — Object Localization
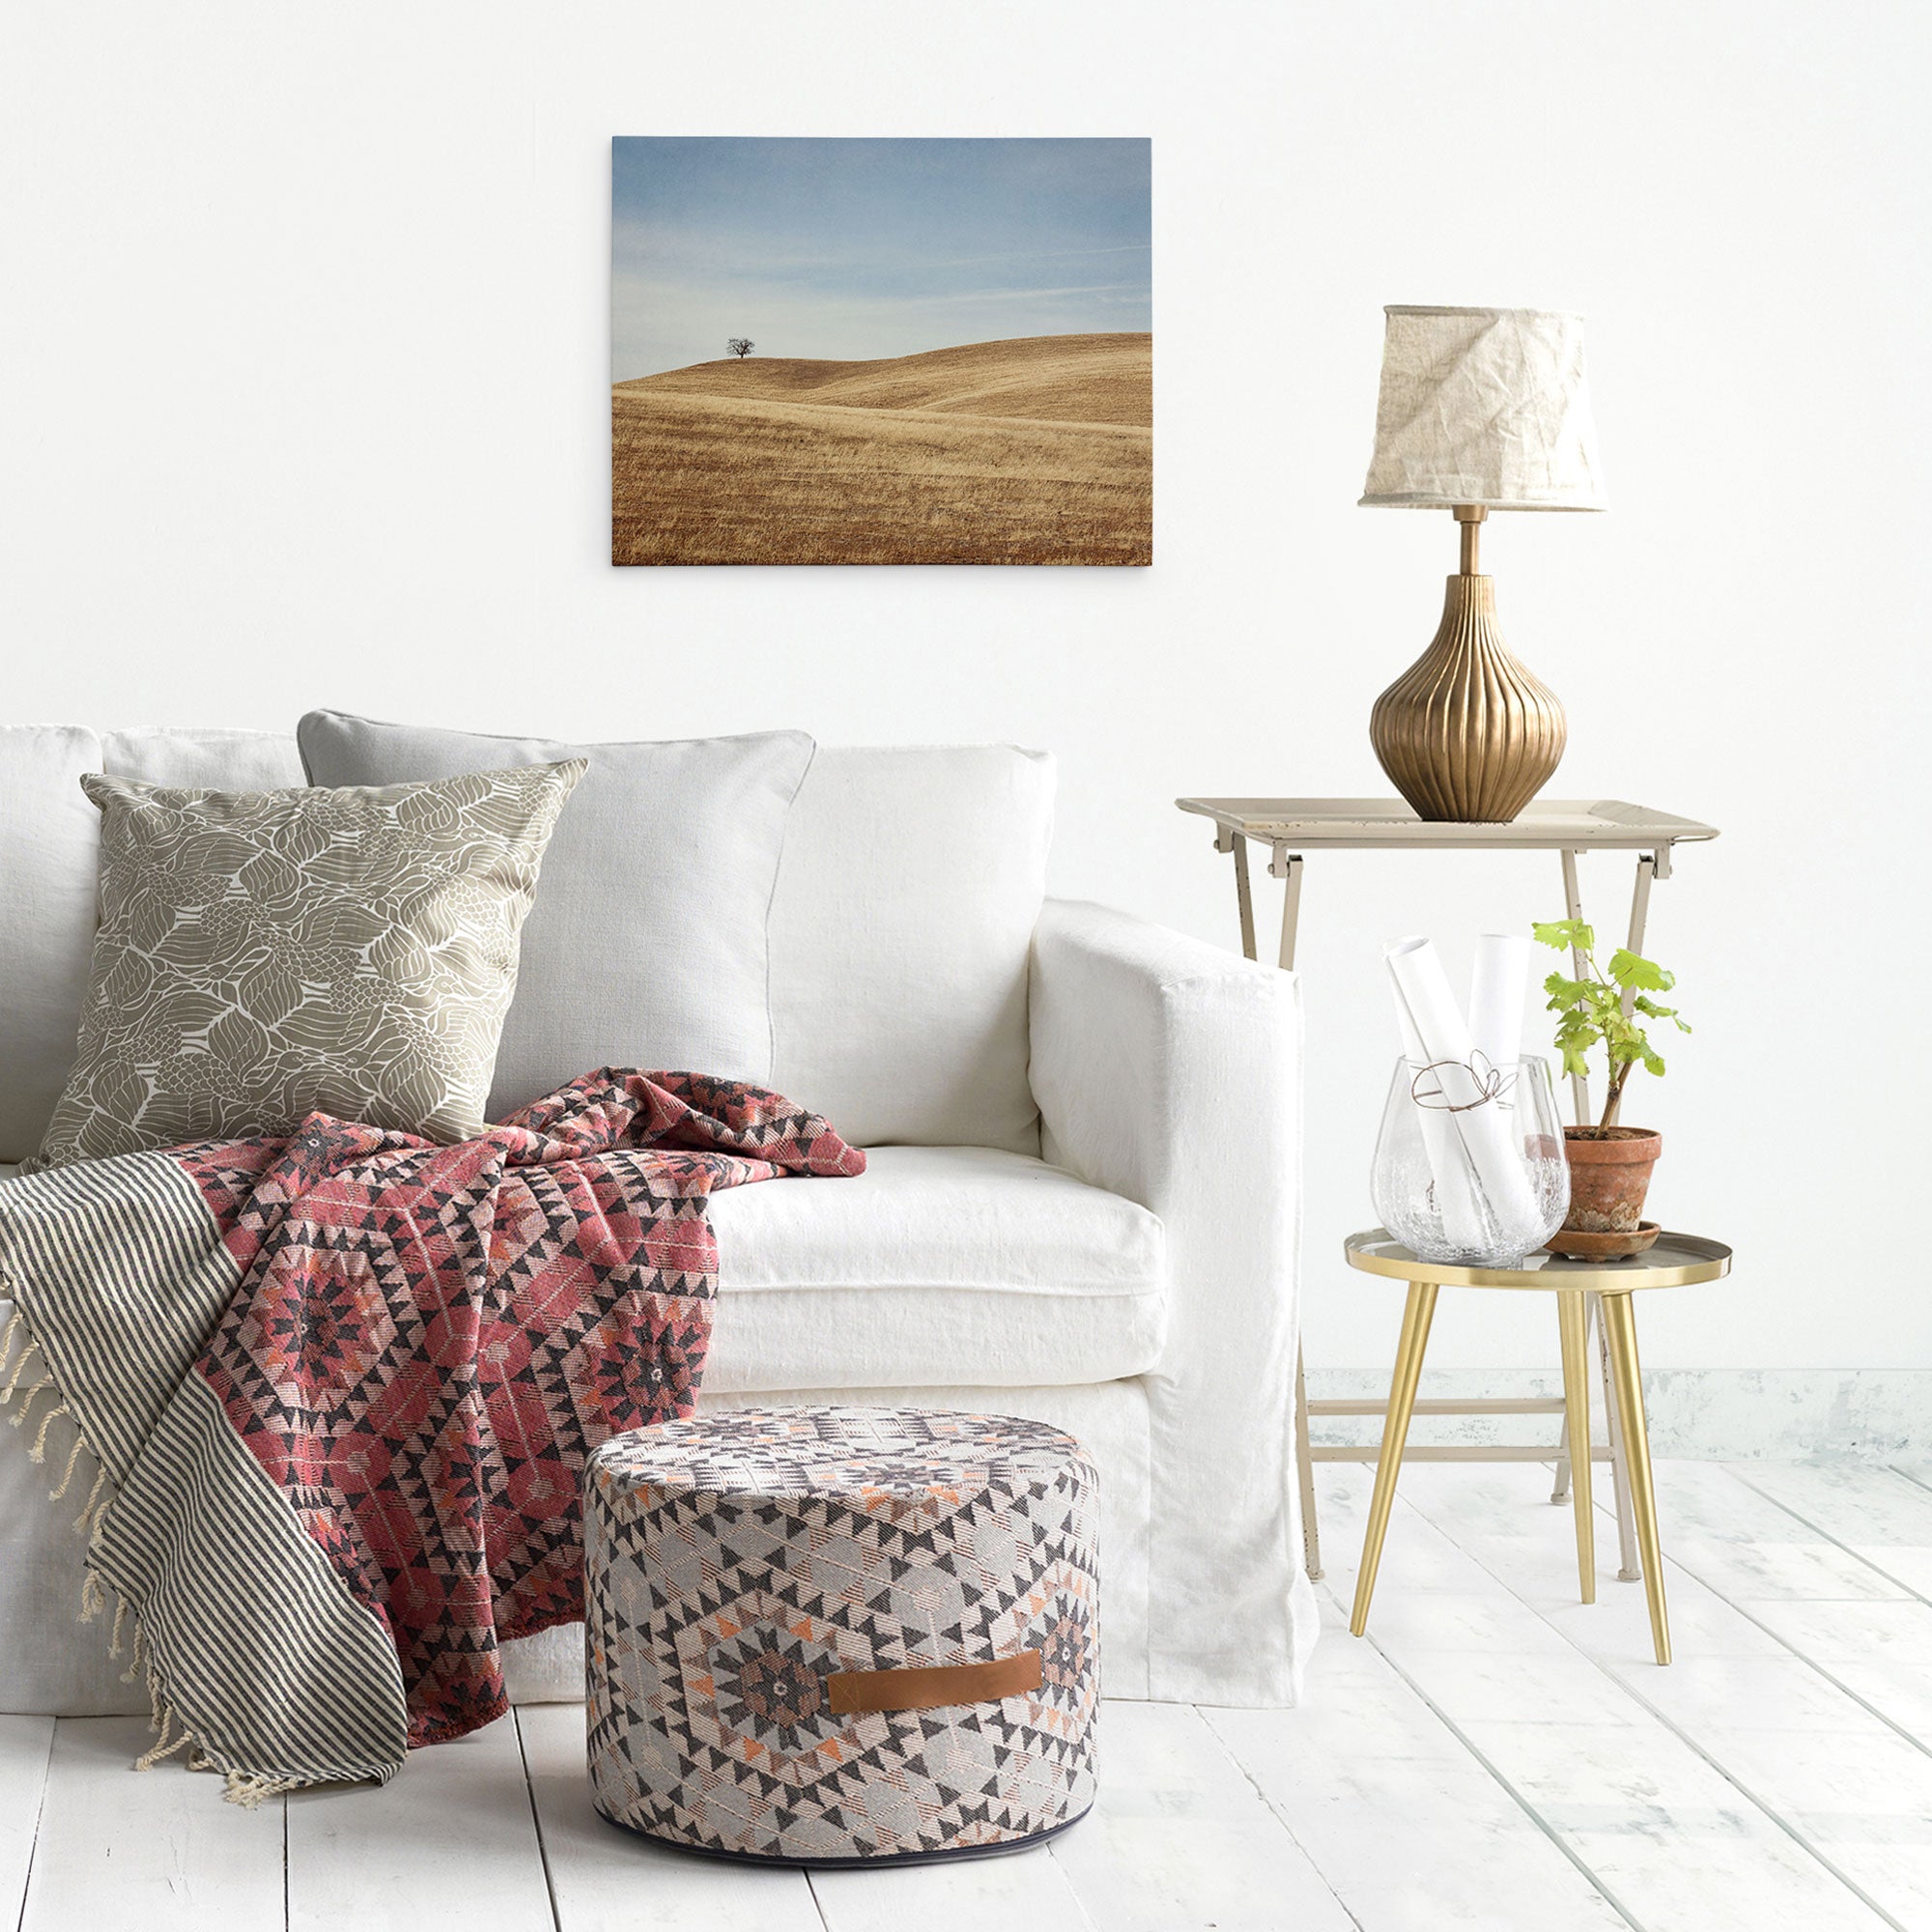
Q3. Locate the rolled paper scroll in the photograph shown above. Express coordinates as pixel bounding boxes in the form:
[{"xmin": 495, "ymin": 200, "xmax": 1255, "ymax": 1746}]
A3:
[
  {"xmin": 1384, "ymin": 936, "xmax": 1483, "ymax": 1249},
  {"xmin": 1385, "ymin": 936, "xmax": 1539, "ymax": 1242},
  {"xmin": 1467, "ymin": 933, "xmax": 1532, "ymax": 1084}
]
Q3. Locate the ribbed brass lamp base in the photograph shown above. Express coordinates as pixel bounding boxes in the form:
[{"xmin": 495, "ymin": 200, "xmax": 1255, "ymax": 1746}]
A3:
[{"xmin": 1369, "ymin": 569, "xmax": 1567, "ymax": 824}]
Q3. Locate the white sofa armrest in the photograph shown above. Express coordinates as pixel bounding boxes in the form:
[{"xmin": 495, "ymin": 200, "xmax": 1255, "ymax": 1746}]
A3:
[{"xmin": 1029, "ymin": 897, "xmax": 1314, "ymax": 1703}]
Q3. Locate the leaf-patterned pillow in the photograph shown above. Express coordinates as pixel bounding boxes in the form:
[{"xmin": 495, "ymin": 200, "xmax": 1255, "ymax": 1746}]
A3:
[{"xmin": 32, "ymin": 761, "xmax": 585, "ymax": 1169}]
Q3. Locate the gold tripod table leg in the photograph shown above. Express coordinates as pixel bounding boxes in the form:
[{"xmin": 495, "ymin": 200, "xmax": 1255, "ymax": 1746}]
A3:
[
  {"xmin": 1556, "ymin": 1292, "xmax": 1596, "ymax": 1605},
  {"xmin": 1350, "ymin": 1280, "xmax": 1438, "ymax": 1638},
  {"xmin": 1599, "ymin": 1289, "xmax": 1670, "ymax": 1663}
]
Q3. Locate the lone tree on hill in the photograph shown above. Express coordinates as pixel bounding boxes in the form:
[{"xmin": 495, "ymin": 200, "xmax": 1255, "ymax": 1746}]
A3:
[{"xmin": 726, "ymin": 337, "xmax": 754, "ymax": 358}]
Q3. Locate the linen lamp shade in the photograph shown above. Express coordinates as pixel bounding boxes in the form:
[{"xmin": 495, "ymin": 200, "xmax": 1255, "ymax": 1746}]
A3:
[
  {"xmin": 1360, "ymin": 306, "xmax": 1606, "ymax": 513},
  {"xmin": 1356, "ymin": 304, "xmax": 1608, "ymax": 823}
]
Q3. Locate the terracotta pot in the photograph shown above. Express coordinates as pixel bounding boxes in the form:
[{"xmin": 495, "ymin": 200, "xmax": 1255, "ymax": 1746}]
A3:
[{"xmin": 1549, "ymin": 1126, "xmax": 1661, "ymax": 1259}]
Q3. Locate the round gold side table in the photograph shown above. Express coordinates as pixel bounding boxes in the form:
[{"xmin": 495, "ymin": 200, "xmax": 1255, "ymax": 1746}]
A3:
[{"xmin": 1343, "ymin": 1229, "xmax": 1732, "ymax": 1665}]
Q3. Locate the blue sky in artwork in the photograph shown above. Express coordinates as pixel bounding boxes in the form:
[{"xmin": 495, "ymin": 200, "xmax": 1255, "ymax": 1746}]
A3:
[{"xmin": 611, "ymin": 137, "xmax": 1151, "ymax": 379}]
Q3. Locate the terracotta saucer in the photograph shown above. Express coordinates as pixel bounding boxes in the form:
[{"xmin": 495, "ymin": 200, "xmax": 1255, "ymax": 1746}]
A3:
[{"xmin": 1543, "ymin": 1221, "xmax": 1662, "ymax": 1262}]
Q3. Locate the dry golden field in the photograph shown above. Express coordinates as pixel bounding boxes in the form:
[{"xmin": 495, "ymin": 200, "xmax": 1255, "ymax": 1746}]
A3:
[{"xmin": 611, "ymin": 332, "xmax": 1151, "ymax": 565}]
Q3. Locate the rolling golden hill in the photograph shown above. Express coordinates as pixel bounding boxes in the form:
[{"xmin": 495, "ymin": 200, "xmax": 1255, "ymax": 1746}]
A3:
[{"xmin": 611, "ymin": 332, "xmax": 1151, "ymax": 565}]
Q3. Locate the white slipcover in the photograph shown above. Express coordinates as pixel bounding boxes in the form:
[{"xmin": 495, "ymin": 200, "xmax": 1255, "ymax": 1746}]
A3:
[
  {"xmin": 1032, "ymin": 900, "xmax": 1319, "ymax": 1704},
  {"xmin": 768, "ymin": 744, "xmax": 1053, "ymax": 1156},
  {"xmin": 707, "ymin": 1145, "xmax": 1166, "ymax": 1391},
  {"xmin": 0, "ymin": 726, "xmax": 1313, "ymax": 1716},
  {"xmin": 0, "ymin": 728, "xmax": 100, "ymax": 1163}
]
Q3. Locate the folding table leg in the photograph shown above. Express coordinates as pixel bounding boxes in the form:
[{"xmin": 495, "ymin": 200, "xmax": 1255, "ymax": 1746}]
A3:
[
  {"xmin": 1293, "ymin": 1347, "xmax": 1322, "ymax": 1580},
  {"xmin": 1593, "ymin": 850, "xmax": 1662, "ymax": 1569},
  {"xmin": 1273, "ymin": 850, "xmax": 1303, "ymax": 972},
  {"xmin": 1232, "ymin": 832, "xmax": 1258, "ymax": 964},
  {"xmin": 1238, "ymin": 835, "xmax": 1322, "ymax": 1578},
  {"xmin": 1559, "ymin": 847, "xmax": 1593, "ymax": 1127}
]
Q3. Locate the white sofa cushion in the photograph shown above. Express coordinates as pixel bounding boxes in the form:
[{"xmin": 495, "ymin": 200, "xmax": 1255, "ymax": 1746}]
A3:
[
  {"xmin": 101, "ymin": 726, "xmax": 306, "ymax": 790},
  {"xmin": 3, "ymin": 727, "xmax": 1055, "ymax": 1158},
  {"xmin": 704, "ymin": 1145, "xmax": 1165, "ymax": 1391},
  {"xmin": 769, "ymin": 746, "xmax": 1053, "ymax": 1155},
  {"xmin": 0, "ymin": 728, "xmax": 103, "ymax": 1164},
  {"xmin": 296, "ymin": 713, "xmax": 815, "ymax": 1116}
]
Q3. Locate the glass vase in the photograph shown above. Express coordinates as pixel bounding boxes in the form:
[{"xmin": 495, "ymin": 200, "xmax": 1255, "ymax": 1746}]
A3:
[{"xmin": 1370, "ymin": 1055, "xmax": 1570, "ymax": 1265}]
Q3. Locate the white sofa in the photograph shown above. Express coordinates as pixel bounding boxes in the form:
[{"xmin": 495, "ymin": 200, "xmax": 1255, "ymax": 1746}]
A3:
[{"xmin": 0, "ymin": 725, "xmax": 1315, "ymax": 1713}]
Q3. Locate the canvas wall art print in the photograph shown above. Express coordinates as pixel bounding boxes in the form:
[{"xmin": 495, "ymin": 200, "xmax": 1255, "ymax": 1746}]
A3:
[{"xmin": 611, "ymin": 136, "xmax": 1151, "ymax": 566}]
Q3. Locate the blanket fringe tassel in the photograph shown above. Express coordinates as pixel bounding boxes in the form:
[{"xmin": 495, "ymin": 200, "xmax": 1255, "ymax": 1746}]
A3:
[
  {"xmin": 2, "ymin": 1331, "xmax": 43, "ymax": 1407},
  {"xmin": 9, "ymin": 1382, "xmax": 51, "ymax": 1434},
  {"xmin": 0, "ymin": 1297, "xmax": 309, "ymax": 1807},
  {"xmin": 223, "ymin": 1772, "xmax": 306, "ymax": 1807},
  {"xmin": 74, "ymin": 1463, "xmax": 108, "ymax": 1531},
  {"xmin": 49, "ymin": 1426, "xmax": 87, "ymax": 1500},
  {"xmin": 29, "ymin": 1399, "xmax": 71, "ymax": 1463},
  {"xmin": 135, "ymin": 1705, "xmax": 192, "ymax": 1771}
]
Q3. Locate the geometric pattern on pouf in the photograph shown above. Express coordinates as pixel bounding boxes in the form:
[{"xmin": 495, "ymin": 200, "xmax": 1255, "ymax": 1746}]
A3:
[{"xmin": 584, "ymin": 1405, "xmax": 1098, "ymax": 1865}]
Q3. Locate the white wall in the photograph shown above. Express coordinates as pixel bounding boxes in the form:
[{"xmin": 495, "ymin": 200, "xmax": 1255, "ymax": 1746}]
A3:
[{"xmin": 3, "ymin": 0, "xmax": 1926, "ymax": 1376}]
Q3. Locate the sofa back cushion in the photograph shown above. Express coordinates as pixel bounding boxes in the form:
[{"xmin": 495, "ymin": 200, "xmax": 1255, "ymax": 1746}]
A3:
[
  {"xmin": 0, "ymin": 727, "xmax": 1052, "ymax": 1161},
  {"xmin": 768, "ymin": 746, "xmax": 1052, "ymax": 1156},
  {"xmin": 0, "ymin": 727, "xmax": 105, "ymax": 1163},
  {"xmin": 298, "ymin": 713, "xmax": 815, "ymax": 1117},
  {"xmin": 101, "ymin": 726, "xmax": 307, "ymax": 791}
]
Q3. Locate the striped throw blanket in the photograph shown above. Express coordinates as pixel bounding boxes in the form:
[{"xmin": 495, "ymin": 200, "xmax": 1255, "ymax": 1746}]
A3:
[{"xmin": 0, "ymin": 1069, "xmax": 863, "ymax": 1802}]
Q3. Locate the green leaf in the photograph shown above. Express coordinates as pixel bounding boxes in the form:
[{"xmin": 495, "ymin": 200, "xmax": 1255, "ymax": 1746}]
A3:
[
  {"xmin": 1608, "ymin": 949, "xmax": 1674, "ymax": 993},
  {"xmin": 1535, "ymin": 922, "xmax": 1688, "ymax": 1095},
  {"xmin": 1533, "ymin": 919, "xmax": 1594, "ymax": 954}
]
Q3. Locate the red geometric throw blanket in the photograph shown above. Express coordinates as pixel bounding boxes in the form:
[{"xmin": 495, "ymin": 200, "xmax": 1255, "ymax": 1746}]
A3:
[{"xmin": 0, "ymin": 1068, "xmax": 863, "ymax": 1797}]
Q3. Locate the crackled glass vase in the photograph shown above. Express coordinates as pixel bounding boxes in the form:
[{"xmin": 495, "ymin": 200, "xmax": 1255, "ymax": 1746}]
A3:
[{"xmin": 1370, "ymin": 1055, "xmax": 1570, "ymax": 1265}]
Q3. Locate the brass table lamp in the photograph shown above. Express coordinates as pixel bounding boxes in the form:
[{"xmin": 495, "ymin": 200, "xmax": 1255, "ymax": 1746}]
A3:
[{"xmin": 1360, "ymin": 305, "xmax": 1606, "ymax": 822}]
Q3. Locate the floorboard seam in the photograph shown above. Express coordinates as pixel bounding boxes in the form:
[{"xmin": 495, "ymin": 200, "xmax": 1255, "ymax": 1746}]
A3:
[
  {"xmin": 510, "ymin": 1707, "xmax": 565, "ymax": 1932},
  {"xmin": 1192, "ymin": 1706, "xmax": 1366, "ymax": 1932},
  {"xmin": 801, "ymin": 1868, "xmax": 833, "ymax": 1931},
  {"xmin": 1724, "ymin": 1466, "xmax": 1932, "ymax": 1605},
  {"xmin": 1887, "ymin": 1464, "xmax": 1932, "ymax": 1499},
  {"xmin": 1040, "ymin": 1841, "xmax": 1104, "ymax": 1930},
  {"xmin": 1589, "ymin": 1479, "xmax": 1932, "ymax": 1764},
  {"xmin": 1396, "ymin": 1480, "xmax": 1911, "ymax": 1932},
  {"xmin": 10, "ymin": 1719, "xmax": 54, "ymax": 1932},
  {"xmin": 1311, "ymin": 1587, "xmax": 1646, "ymax": 1932}
]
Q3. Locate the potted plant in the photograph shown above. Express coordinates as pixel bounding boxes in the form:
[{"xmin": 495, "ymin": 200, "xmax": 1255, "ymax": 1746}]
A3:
[{"xmin": 1531, "ymin": 919, "xmax": 1690, "ymax": 1258}]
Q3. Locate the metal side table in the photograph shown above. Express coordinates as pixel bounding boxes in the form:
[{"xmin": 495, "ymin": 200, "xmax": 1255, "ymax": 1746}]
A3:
[
  {"xmin": 1344, "ymin": 1229, "xmax": 1732, "ymax": 1663},
  {"xmin": 1175, "ymin": 796, "xmax": 1719, "ymax": 1583}
]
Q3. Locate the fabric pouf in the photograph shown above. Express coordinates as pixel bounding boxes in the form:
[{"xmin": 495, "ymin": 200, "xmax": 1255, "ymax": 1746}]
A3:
[{"xmin": 584, "ymin": 1405, "xmax": 1099, "ymax": 1865}]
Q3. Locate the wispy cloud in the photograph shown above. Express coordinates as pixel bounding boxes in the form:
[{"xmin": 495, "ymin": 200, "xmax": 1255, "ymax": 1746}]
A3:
[
  {"xmin": 611, "ymin": 137, "xmax": 1151, "ymax": 378},
  {"xmin": 882, "ymin": 242, "xmax": 1152, "ymax": 270},
  {"xmin": 899, "ymin": 281, "xmax": 1149, "ymax": 306}
]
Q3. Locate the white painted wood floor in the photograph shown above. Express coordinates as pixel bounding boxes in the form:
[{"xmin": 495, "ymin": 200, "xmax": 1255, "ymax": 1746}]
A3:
[{"xmin": 6, "ymin": 1457, "xmax": 1931, "ymax": 1932}]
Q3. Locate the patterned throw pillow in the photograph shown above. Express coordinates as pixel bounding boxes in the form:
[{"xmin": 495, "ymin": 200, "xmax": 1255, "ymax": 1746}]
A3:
[{"xmin": 32, "ymin": 761, "xmax": 585, "ymax": 1170}]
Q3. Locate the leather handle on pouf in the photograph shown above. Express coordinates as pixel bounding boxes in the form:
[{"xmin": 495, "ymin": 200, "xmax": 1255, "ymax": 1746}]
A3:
[{"xmin": 827, "ymin": 1647, "xmax": 1043, "ymax": 1715}]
